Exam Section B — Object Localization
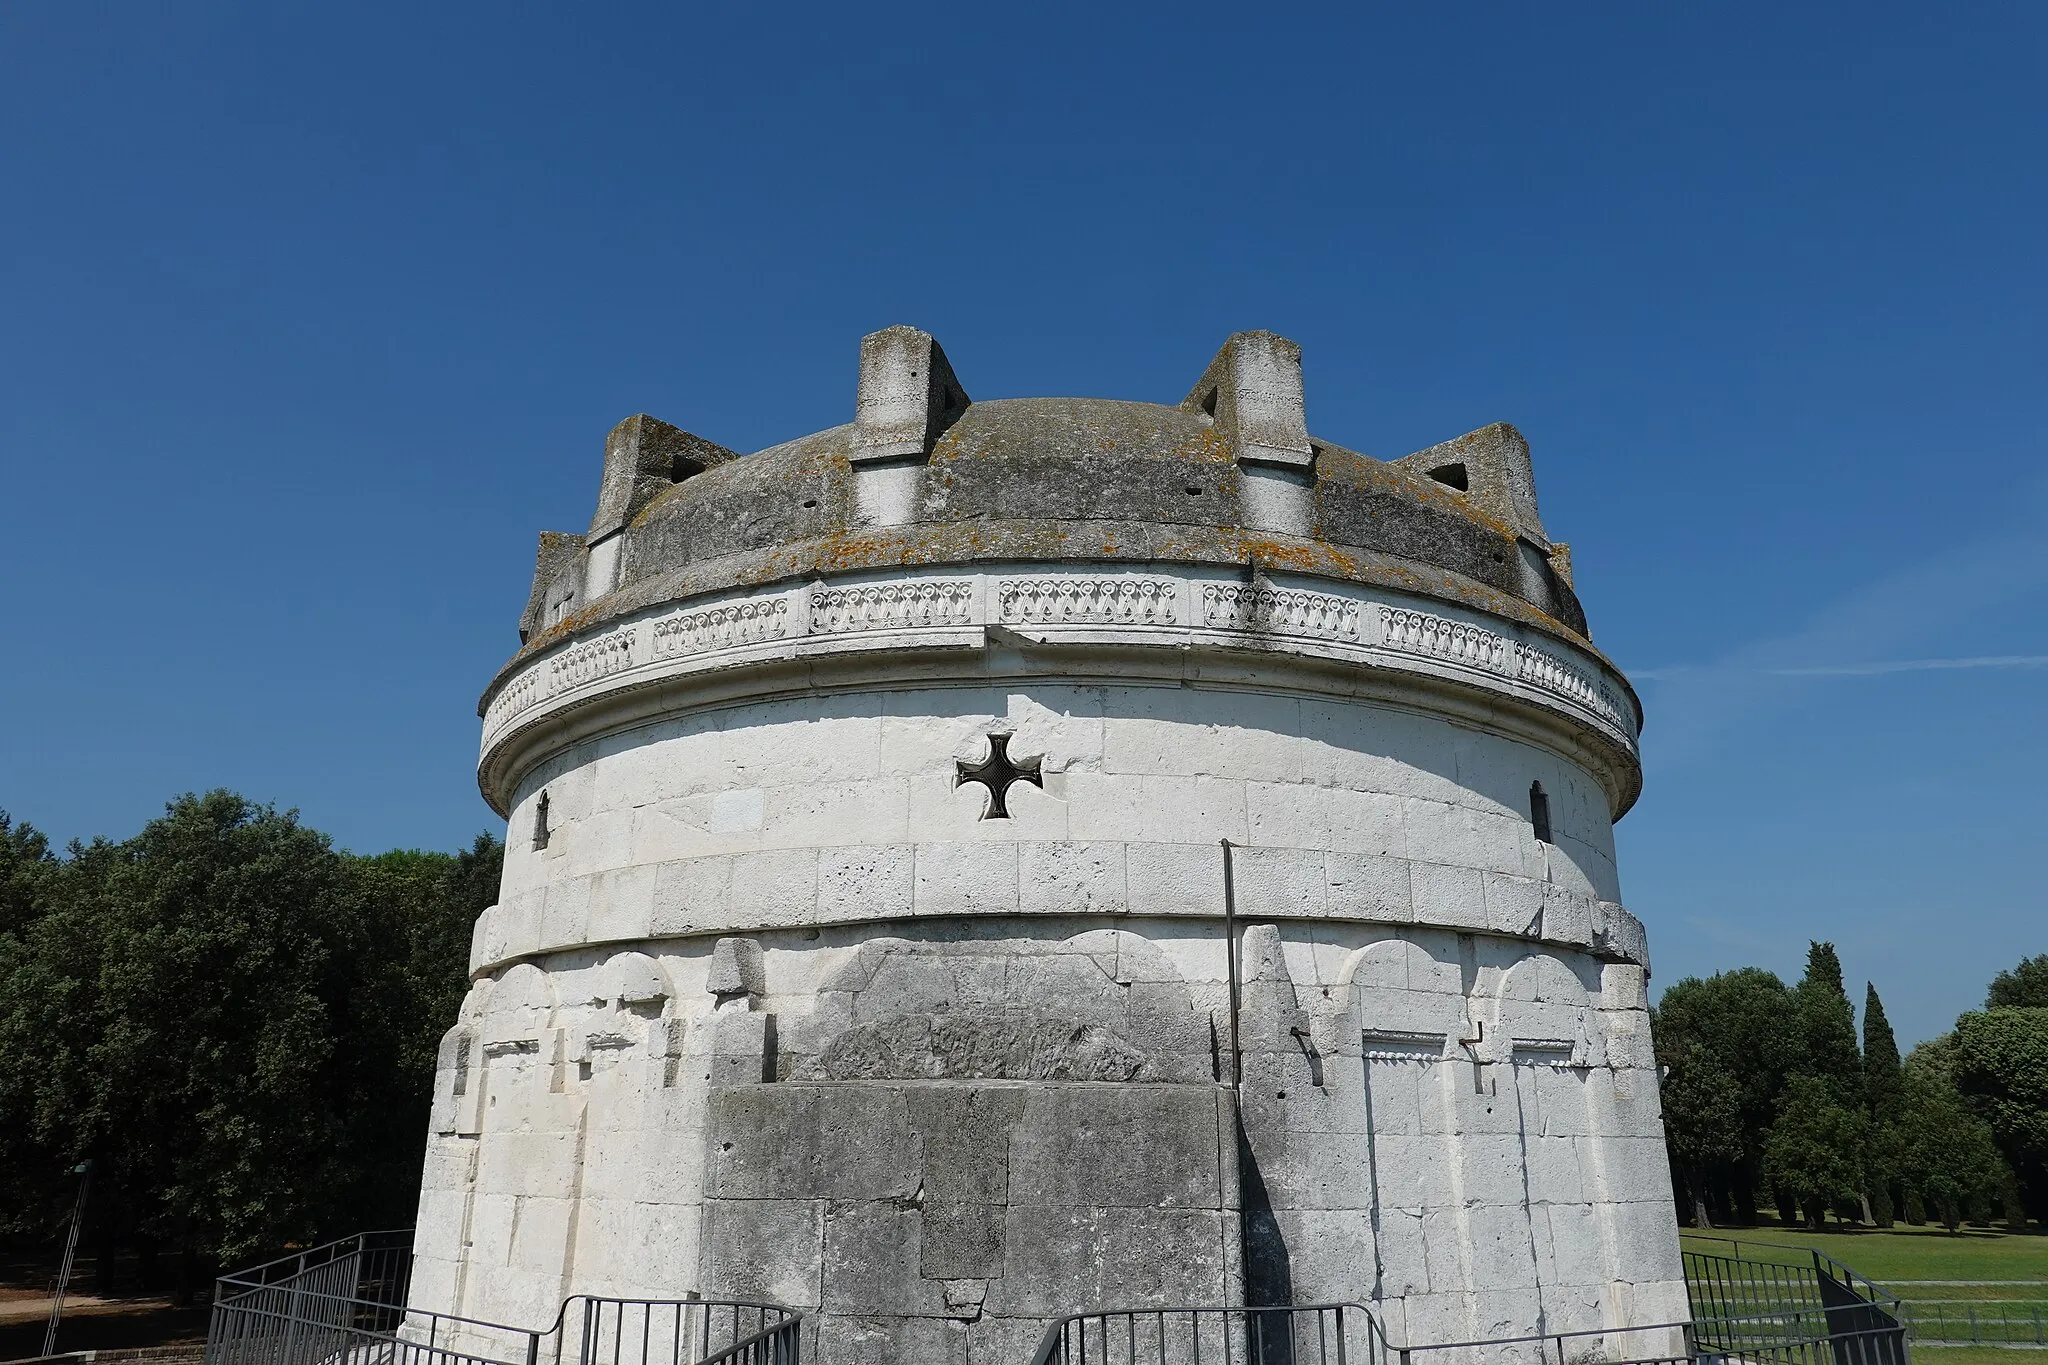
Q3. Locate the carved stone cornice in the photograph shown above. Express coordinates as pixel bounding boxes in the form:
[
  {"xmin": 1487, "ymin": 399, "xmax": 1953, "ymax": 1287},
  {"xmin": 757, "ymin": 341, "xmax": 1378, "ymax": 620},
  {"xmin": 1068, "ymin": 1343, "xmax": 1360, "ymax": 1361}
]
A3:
[{"xmin": 476, "ymin": 565, "xmax": 1643, "ymax": 817}]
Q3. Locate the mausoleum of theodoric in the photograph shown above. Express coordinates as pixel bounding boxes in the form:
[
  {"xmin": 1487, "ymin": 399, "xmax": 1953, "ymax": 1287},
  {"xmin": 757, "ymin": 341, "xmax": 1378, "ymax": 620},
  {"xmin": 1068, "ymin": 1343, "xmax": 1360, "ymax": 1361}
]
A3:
[{"xmin": 413, "ymin": 327, "xmax": 1683, "ymax": 1364}]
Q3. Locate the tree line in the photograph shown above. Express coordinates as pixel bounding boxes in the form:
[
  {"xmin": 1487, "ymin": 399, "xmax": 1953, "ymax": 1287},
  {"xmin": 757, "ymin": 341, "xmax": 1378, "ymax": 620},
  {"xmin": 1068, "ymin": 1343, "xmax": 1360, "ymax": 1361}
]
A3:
[
  {"xmin": 6, "ymin": 785, "xmax": 2040, "ymax": 1293},
  {"xmin": 1656, "ymin": 941, "xmax": 2048, "ymax": 1231},
  {"xmin": 0, "ymin": 792, "xmax": 496, "ymax": 1294}
]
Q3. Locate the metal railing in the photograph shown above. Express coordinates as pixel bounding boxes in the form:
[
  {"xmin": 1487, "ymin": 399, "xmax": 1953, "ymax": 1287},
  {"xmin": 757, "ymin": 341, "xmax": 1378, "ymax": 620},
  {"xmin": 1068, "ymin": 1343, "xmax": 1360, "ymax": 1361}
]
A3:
[
  {"xmin": 1024, "ymin": 1304, "xmax": 1709, "ymax": 1365},
  {"xmin": 1681, "ymin": 1235, "xmax": 1903, "ymax": 1317},
  {"xmin": 534, "ymin": 1298, "xmax": 800, "ymax": 1365},
  {"xmin": 1896, "ymin": 1300, "xmax": 2048, "ymax": 1347},
  {"xmin": 207, "ymin": 1232, "xmax": 800, "ymax": 1365},
  {"xmin": 1680, "ymin": 1235, "xmax": 1908, "ymax": 1365},
  {"xmin": 1027, "ymin": 1303, "xmax": 1386, "ymax": 1365},
  {"xmin": 1025, "ymin": 1303, "xmax": 1910, "ymax": 1365},
  {"xmin": 1030, "ymin": 1245, "xmax": 1917, "ymax": 1365}
]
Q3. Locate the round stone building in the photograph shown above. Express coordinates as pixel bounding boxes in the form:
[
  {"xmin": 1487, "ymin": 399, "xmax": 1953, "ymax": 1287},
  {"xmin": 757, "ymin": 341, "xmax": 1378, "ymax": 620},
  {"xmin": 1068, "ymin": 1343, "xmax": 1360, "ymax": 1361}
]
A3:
[{"xmin": 407, "ymin": 328, "xmax": 1684, "ymax": 1364}]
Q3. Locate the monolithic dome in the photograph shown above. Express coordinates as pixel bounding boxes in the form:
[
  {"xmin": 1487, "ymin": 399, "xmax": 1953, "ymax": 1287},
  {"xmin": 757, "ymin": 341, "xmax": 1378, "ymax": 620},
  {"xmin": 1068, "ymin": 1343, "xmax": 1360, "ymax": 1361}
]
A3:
[{"xmin": 408, "ymin": 327, "xmax": 1682, "ymax": 1364}]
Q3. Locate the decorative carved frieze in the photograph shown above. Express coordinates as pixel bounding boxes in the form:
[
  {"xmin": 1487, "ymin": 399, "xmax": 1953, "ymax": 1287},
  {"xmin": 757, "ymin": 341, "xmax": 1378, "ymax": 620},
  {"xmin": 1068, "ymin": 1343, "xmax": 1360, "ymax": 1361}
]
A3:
[
  {"xmin": 482, "ymin": 570, "xmax": 1638, "ymax": 751},
  {"xmin": 651, "ymin": 598, "xmax": 788, "ymax": 658},
  {"xmin": 810, "ymin": 580, "xmax": 975, "ymax": 634},
  {"xmin": 484, "ymin": 667, "xmax": 546, "ymax": 734},
  {"xmin": 998, "ymin": 577, "xmax": 1178, "ymax": 626},
  {"xmin": 548, "ymin": 626, "xmax": 636, "ymax": 693},
  {"xmin": 1519, "ymin": 644, "xmax": 1628, "ymax": 731},
  {"xmin": 1360, "ymin": 1029, "xmax": 1448, "ymax": 1062},
  {"xmin": 1201, "ymin": 583, "xmax": 1363, "ymax": 641},
  {"xmin": 1378, "ymin": 606, "xmax": 1511, "ymax": 672},
  {"xmin": 480, "ymin": 1038, "xmax": 540, "ymax": 1058}
]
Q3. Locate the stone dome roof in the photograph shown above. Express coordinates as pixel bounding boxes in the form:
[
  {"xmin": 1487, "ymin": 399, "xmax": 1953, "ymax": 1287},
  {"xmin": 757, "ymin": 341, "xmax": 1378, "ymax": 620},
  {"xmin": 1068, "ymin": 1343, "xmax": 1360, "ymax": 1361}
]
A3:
[{"xmin": 506, "ymin": 327, "xmax": 1597, "ymax": 677}]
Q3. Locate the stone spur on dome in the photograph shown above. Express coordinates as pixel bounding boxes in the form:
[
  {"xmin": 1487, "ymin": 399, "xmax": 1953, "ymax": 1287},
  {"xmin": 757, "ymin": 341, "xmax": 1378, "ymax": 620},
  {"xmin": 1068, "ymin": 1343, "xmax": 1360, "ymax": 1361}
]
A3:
[{"xmin": 410, "ymin": 325, "xmax": 1676, "ymax": 1365}]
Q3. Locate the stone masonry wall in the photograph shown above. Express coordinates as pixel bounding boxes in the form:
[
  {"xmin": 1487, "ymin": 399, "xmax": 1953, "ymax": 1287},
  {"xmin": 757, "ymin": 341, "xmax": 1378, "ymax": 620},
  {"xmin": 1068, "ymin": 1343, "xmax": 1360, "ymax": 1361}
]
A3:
[{"xmin": 409, "ymin": 679, "xmax": 1678, "ymax": 1365}]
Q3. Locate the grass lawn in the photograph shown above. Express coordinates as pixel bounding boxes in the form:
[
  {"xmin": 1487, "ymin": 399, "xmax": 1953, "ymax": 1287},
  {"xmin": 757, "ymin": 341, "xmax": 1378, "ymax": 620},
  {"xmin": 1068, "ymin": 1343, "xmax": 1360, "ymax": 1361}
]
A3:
[
  {"xmin": 1680, "ymin": 1226, "xmax": 2048, "ymax": 1284},
  {"xmin": 1918, "ymin": 1350, "xmax": 2048, "ymax": 1365}
]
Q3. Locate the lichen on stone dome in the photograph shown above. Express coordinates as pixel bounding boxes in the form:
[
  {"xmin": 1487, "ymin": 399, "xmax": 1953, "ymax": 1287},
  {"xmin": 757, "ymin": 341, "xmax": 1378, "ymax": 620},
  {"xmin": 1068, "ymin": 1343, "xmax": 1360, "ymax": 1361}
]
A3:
[{"xmin": 510, "ymin": 326, "xmax": 1595, "ymax": 657}]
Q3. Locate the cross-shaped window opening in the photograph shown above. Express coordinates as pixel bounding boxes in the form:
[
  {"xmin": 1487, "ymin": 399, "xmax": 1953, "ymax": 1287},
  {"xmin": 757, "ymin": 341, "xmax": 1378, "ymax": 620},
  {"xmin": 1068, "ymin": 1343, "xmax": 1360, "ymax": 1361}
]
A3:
[{"xmin": 955, "ymin": 734, "xmax": 1043, "ymax": 820}]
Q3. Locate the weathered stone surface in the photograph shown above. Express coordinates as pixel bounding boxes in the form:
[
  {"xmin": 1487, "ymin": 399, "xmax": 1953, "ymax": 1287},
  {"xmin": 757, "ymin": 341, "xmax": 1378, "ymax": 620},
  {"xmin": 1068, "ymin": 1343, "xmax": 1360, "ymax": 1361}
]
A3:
[{"xmin": 411, "ymin": 327, "xmax": 1680, "ymax": 1365}]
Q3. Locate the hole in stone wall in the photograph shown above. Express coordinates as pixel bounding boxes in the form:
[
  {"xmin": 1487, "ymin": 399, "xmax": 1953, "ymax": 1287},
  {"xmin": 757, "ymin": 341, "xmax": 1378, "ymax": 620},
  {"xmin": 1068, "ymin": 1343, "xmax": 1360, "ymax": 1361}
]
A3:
[
  {"xmin": 1529, "ymin": 781, "xmax": 1552, "ymax": 845},
  {"xmin": 533, "ymin": 791, "xmax": 551, "ymax": 851},
  {"xmin": 668, "ymin": 455, "xmax": 706, "ymax": 483},
  {"xmin": 1428, "ymin": 462, "xmax": 1469, "ymax": 491},
  {"xmin": 1200, "ymin": 387, "xmax": 1219, "ymax": 422},
  {"xmin": 1186, "ymin": 485, "xmax": 1204, "ymax": 496},
  {"xmin": 802, "ymin": 498, "xmax": 819, "ymax": 509}
]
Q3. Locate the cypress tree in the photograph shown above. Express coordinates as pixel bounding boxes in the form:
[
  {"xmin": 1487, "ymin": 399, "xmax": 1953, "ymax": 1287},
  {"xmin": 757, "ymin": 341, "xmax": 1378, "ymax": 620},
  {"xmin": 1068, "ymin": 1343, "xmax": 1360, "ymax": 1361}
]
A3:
[
  {"xmin": 1864, "ymin": 983, "xmax": 1904, "ymax": 1225},
  {"xmin": 1793, "ymin": 942, "xmax": 1867, "ymax": 1221},
  {"xmin": 1864, "ymin": 984, "xmax": 1904, "ymax": 1113},
  {"xmin": 1798, "ymin": 942, "xmax": 1863, "ymax": 1107}
]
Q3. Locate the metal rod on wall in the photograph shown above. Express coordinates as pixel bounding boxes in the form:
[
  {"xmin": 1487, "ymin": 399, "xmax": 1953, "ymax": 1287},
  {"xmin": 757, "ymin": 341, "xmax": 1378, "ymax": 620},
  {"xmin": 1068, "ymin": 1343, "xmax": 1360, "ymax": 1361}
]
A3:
[
  {"xmin": 43, "ymin": 1160, "xmax": 93, "ymax": 1359},
  {"xmin": 1221, "ymin": 838, "xmax": 1242, "ymax": 1088}
]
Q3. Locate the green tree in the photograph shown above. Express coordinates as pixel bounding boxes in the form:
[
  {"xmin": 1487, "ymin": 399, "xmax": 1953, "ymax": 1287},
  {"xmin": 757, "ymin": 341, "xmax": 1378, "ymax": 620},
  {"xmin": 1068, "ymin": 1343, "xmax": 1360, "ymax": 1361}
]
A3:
[
  {"xmin": 1796, "ymin": 942, "xmax": 1863, "ymax": 1108},
  {"xmin": 1988, "ymin": 956, "xmax": 2048, "ymax": 1009},
  {"xmin": 330, "ymin": 835, "xmax": 502, "ymax": 1227},
  {"xmin": 1863, "ymin": 982, "xmax": 1904, "ymax": 1225},
  {"xmin": 1654, "ymin": 967, "xmax": 1800, "ymax": 1221},
  {"xmin": 0, "ymin": 810, "xmax": 58, "ymax": 936},
  {"xmin": 1658, "ymin": 1039, "xmax": 1744, "ymax": 1227},
  {"xmin": 0, "ymin": 793, "xmax": 501, "ymax": 1275},
  {"xmin": 1763, "ymin": 1074, "xmax": 1870, "ymax": 1228},
  {"xmin": 1950, "ymin": 1006, "xmax": 2048, "ymax": 1221},
  {"xmin": 1897, "ymin": 1047, "xmax": 2006, "ymax": 1231},
  {"xmin": 0, "ymin": 812, "xmax": 65, "ymax": 1237}
]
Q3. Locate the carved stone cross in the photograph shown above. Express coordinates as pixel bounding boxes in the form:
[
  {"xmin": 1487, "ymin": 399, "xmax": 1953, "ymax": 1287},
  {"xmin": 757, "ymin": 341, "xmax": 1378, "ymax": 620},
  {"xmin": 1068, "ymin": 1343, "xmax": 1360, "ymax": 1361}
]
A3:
[{"xmin": 955, "ymin": 733, "xmax": 1042, "ymax": 819}]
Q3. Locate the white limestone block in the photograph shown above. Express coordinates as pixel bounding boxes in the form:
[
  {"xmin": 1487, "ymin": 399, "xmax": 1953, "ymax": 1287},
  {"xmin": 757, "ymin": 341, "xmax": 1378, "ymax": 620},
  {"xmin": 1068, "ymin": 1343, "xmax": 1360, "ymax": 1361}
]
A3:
[
  {"xmin": 650, "ymin": 857, "xmax": 733, "ymax": 935},
  {"xmin": 1320, "ymin": 853, "xmax": 1414, "ymax": 923},
  {"xmin": 726, "ymin": 849, "xmax": 819, "ymax": 929},
  {"xmin": 817, "ymin": 844, "xmax": 915, "ymax": 922},
  {"xmin": 1457, "ymin": 1133, "xmax": 1537, "ymax": 1207},
  {"xmin": 628, "ymin": 797, "xmax": 756, "ymax": 864},
  {"xmin": 539, "ymin": 875, "xmax": 592, "ymax": 948},
  {"xmin": 1465, "ymin": 1204, "xmax": 1542, "ymax": 1290},
  {"xmin": 1523, "ymin": 1133, "xmax": 1588, "ymax": 1205},
  {"xmin": 1541, "ymin": 883, "xmax": 1595, "ymax": 948},
  {"xmin": 1483, "ymin": 872, "xmax": 1546, "ymax": 937},
  {"xmin": 1468, "ymin": 1287, "xmax": 1546, "ymax": 1340},
  {"xmin": 1017, "ymin": 841, "xmax": 1129, "ymax": 915},
  {"xmin": 469, "ymin": 905, "xmax": 498, "ymax": 973},
  {"xmin": 1403, "ymin": 798, "xmax": 1527, "ymax": 876},
  {"xmin": 1601, "ymin": 964, "xmax": 1649, "ymax": 1010},
  {"xmin": 1060, "ymin": 770, "xmax": 1147, "ymax": 841},
  {"xmin": 1230, "ymin": 844, "xmax": 1327, "ymax": 919},
  {"xmin": 912, "ymin": 842, "xmax": 1021, "ymax": 917},
  {"xmin": 586, "ymin": 864, "xmax": 656, "ymax": 944},
  {"xmin": 765, "ymin": 778, "xmax": 910, "ymax": 847},
  {"xmin": 1408, "ymin": 860, "xmax": 1488, "ymax": 930},
  {"xmin": 1418, "ymin": 1207, "xmax": 1470, "ymax": 1294},
  {"xmin": 1368, "ymin": 1132, "xmax": 1457, "ymax": 1209},
  {"xmin": 1272, "ymin": 1209, "xmax": 1376, "ymax": 1302},
  {"xmin": 1597, "ymin": 1135, "xmax": 1680, "ymax": 1205},
  {"xmin": 1373, "ymin": 1206, "xmax": 1428, "ymax": 1298},
  {"xmin": 1526, "ymin": 1066, "xmax": 1595, "ymax": 1138}
]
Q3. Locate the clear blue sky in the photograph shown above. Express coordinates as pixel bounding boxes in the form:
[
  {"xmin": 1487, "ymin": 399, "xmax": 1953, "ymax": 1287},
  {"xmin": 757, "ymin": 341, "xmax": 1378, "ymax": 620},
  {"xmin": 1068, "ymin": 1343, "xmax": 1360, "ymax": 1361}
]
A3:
[{"xmin": 3, "ymin": 4, "xmax": 2042, "ymax": 1046}]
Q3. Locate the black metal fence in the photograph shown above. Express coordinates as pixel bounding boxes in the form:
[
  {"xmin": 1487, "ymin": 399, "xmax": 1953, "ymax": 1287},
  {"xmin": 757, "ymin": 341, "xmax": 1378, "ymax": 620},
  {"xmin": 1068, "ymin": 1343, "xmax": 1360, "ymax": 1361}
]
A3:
[
  {"xmin": 536, "ymin": 1299, "xmax": 799, "ymax": 1365},
  {"xmin": 1897, "ymin": 1300, "xmax": 2048, "ymax": 1347},
  {"xmin": 1027, "ymin": 1241, "xmax": 1913, "ymax": 1365},
  {"xmin": 206, "ymin": 1232, "xmax": 800, "ymax": 1365},
  {"xmin": 1026, "ymin": 1303, "xmax": 1387, "ymax": 1365},
  {"xmin": 215, "ymin": 1228, "xmax": 1911, "ymax": 1365},
  {"xmin": 1681, "ymin": 1235, "xmax": 1908, "ymax": 1365}
]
